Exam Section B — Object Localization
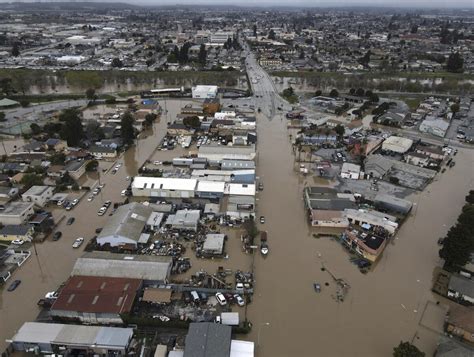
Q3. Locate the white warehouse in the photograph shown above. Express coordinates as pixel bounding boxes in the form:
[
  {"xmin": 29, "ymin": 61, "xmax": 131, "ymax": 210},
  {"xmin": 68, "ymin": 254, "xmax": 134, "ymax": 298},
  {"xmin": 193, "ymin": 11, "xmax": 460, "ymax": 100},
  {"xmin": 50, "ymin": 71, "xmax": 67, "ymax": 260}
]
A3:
[{"xmin": 132, "ymin": 177, "xmax": 197, "ymax": 198}]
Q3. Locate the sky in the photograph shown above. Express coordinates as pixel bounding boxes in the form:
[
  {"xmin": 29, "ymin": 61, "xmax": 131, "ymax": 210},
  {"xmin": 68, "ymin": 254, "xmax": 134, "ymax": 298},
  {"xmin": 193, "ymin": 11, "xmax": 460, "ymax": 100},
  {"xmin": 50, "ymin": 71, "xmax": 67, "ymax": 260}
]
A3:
[
  {"xmin": 130, "ymin": 0, "xmax": 474, "ymax": 8},
  {"xmin": 0, "ymin": 0, "xmax": 472, "ymax": 8}
]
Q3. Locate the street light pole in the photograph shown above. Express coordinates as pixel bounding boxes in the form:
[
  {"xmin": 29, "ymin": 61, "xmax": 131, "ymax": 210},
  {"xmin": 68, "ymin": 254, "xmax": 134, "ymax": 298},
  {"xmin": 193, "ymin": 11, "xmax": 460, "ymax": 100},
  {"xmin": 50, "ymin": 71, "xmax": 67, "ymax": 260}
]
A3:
[{"xmin": 257, "ymin": 322, "xmax": 270, "ymax": 347}]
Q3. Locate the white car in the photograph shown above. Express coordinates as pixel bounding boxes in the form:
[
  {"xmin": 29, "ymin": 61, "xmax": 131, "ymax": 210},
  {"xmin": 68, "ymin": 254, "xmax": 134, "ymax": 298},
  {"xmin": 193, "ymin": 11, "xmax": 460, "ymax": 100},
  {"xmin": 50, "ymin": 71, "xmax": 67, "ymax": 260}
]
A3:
[
  {"xmin": 71, "ymin": 198, "xmax": 79, "ymax": 206},
  {"xmin": 121, "ymin": 189, "xmax": 128, "ymax": 196},
  {"xmin": 87, "ymin": 195, "xmax": 94, "ymax": 202},
  {"xmin": 57, "ymin": 200, "xmax": 64, "ymax": 206},
  {"xmin": 97, "ymin": 207, "xmax": 107, "ymax": 216},
  {"xmin": 11, "ymin": 239, "xmax": 25, "ymax": 245},
  {"xmin": 234, "ymin": 294, "xmax": 245, "ymax": 306},
  {"xmin": 72, "ymin": 237, "xmax": 84, "ymax": 248},
  {"xmin": 215, "ymin": 292, "xmax": 227, "ymax": 306},
  {"xmin": 153, "ymin": 161, "xmax": 162, "ymax": 165}
]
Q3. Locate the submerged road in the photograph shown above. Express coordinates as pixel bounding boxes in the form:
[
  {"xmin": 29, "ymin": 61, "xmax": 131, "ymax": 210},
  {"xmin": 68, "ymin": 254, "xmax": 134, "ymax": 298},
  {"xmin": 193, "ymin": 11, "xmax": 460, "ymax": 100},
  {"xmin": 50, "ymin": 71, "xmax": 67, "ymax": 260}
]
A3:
[{"xmin": 244, "ymin": 51, "xmax": 474, "ymax": 356}]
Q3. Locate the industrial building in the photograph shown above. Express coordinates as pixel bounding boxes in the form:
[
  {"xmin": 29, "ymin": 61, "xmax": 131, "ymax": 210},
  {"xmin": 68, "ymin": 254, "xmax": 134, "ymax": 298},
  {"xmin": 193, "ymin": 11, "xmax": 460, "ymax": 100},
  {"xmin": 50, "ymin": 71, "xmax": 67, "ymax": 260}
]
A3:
[
  {"xmin": 8, "ymin": 322, "xmax": 134, "ymax": 355},
  {"xmin": 344, "ymin": 209, "xmax": 398, "ymax": 234},
  {"xmin": 50, "ymin": 276, "xmax": 142, "ymax": 324},
  {"xmin": 96, "ymin": 202, "xmax": 153, "ymax": 248},
  {"xmin": 132, "ymin": 177, "xmax": 197, "ymax": 198},
  {"xmin": 166, "ymin": 209, "xmax": 201, "ymax": 231},
  {"xmin": 202, "ymin": 234, "xmax": 226, "ymax": 256},
  {"xmin": 71, "ymin": 251, "xmax": 172, "ymax": 284},
  {"xmin": 191, "ymin": 85, "xmax": 218, "ymax": 99},
  {"xmin": 340, "ymin": 163, "xmax": 361, "ymax": 180},
  {"xmin": 198, "ymin": 144, "xmax": 256, "ymax": 162},
  {"xmin": 372, "ymin": 193, "xmax": 413, "ymax": 215}
]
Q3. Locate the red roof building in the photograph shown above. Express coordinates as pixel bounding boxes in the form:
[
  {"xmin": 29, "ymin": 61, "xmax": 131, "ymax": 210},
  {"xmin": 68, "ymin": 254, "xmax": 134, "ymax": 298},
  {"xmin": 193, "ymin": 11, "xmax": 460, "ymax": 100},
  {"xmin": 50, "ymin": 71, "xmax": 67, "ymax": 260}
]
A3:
[{"xmin": 51, "ymin": 276, "xmax": 142, "ymax": 324}]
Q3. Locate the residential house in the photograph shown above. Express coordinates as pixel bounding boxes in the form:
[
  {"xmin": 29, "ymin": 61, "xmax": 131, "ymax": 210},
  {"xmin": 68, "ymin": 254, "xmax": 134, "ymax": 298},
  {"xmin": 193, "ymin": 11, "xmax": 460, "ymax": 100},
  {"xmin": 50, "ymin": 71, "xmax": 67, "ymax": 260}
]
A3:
[
  {"xmin": 0, "ymin": 224, "xmax": 33, "ymax": 242},
  {"xmin": 64, "ymin": 160, "xmax": 86, "ymax": 180},
  {"xmin": 445, "ymin": 305, "xmax": 474, "ymax": 345},
  {"xmin": 21, "ymin": 185, "xmax": 54, "ymax": 207},
  {"xmin": 45, "ymin": 138, "xmax": 67, "ymax": 152},
  {"xmin": 0, "ymin": 202, "xmax": 35, "ymax": 225},
  {"xmin": 447, "ymin": 275, "xmax": 474, "ymax": 305}
]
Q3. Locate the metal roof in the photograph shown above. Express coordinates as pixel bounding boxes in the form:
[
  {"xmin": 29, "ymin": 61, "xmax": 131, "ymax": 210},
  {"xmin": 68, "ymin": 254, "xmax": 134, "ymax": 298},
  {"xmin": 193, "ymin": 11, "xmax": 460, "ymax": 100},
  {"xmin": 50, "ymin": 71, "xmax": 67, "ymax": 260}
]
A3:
[
  {"xmin": 184, "ymin": 323, "xmax": 231, "ymax": 357},
  {"xmin": 132, "ymin": 177, "xmax": 197, "ymax": 191},
  {"xmin": 72, "ymin": 252, "xmax": 172, "ymax": 281},
  {"xmin": 97, "ymin": 202, "xmax": 152, "ymax": 246}
]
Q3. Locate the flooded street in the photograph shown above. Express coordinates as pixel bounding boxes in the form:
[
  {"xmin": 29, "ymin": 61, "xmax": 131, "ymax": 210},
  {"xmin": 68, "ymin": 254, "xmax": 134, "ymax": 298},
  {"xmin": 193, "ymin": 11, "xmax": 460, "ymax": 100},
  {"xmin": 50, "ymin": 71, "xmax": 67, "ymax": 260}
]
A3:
[
  {"xmin": 0, "ymin": 99, "xmax": 194, "ymax": 350},
  {"xmin": 244, "ymin": 110, "xmax": 474, "ymax": 356}
]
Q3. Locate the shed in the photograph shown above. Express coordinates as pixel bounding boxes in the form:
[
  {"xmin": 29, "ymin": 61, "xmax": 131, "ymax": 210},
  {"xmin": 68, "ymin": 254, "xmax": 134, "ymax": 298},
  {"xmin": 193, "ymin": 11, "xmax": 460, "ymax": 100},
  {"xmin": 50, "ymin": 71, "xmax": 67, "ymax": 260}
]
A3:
[
  {"xmin": 203, "ymin": 234, "xmax": 225, "ymax": 255},
  {"xmin": 221, "ymin": 312, "xmax": 239, "ymax": 326}
]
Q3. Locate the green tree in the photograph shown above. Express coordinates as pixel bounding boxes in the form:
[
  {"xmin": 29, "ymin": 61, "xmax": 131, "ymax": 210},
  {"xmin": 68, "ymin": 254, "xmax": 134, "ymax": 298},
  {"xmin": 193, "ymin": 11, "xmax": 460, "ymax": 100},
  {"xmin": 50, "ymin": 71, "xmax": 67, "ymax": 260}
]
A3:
[
  {"xmin": 30, "ymin": 123, "xmax": 41, "ymax": 135},
  {"xmin": 0, "ymin": 112, "xmax": 5, "ymax": 122},
  {"xmin": 355, "ymin": 88, "xmax": 365, "ymax": 97},
  {"xmin": 11, "ymin": 43, "xmax": 20, "ymax": 57},
  {"xmin": 369, "ymin": 93, "xmax": 380, "ymax": 103},
  {"xmin": 85, "ymin": 88, "xmax": 97, "ymax": 102},
  {"xmin": 466, "ymin": 190, "xmax": 474, "ymax": 204},
  {"xmin": 111, "ymin": 58, "xmax": 123, "ymax": 68},
  {"xmin": 198, "ymin": 44, "xmax": 207, "ymax": 66},
  {"xmin": 315, "ymin": 90, "xmax": 322, "ymax": 97},
  {"xmin": 121, "ymin": 111, "xmax": 136, "ymax": 145},
  {"xmin": 393, "ymin": 342, "xmax": 425, "ymax": 357},
  {"xmin": 144, "ymin": 113, "xmax": 157, "ymax": 127},
  {"xmin": 59, "ymin": 108, "xmax": 84, "ymax": 146},
  {"xmin": 446, "ymin": 52, "xmax": 463, "ymax": 73},
  {"xmin": 329, "ymin": 89, "xmax": 339, "ymax": 98},
  {"xmin": 450, "ymin": 103, "xmax": 460, "ymax": 114},
  {"xmin": 49, "ymin": 152, "xmax": 66, "ymax": 165},
  {"xmin": 268, "ymin": 29, "xmax": 276, "ymax": 40},
  {"xmin": 334, "ymin": 124, "xmax": 345, "ymax": 137},
  {"xmin": 85, "ymin": 160, "xmax": 99, "ymax": 172},
  {"xmin": 253, "ymin": 24, "xmax": 257, "ymax": 37},
  {"xmin": 20, "ymin": 173, "xmax": 43, "ymax": 189},
  {"xmin": 183, "ymin": 116, "xmax": 201, "ymax": 128}
]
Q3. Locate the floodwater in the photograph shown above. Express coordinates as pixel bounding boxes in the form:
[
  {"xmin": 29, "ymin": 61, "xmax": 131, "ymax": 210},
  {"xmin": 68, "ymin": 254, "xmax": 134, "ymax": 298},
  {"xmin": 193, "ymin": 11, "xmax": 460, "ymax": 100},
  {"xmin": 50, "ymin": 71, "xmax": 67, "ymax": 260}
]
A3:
[
  {"xmin": 244, "ymin": 110, "xmax": 474, "ymax": 356},
  {"xmin": 0, "ymin": 98, "xmax": 195, "ymax": 350}
]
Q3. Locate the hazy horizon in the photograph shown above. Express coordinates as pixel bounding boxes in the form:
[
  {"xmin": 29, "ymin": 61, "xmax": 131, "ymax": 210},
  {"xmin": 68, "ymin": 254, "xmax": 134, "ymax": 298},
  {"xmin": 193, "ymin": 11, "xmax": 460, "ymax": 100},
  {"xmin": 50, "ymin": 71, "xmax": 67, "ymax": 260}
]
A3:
[{"xmin": 0, "ymin": 0, "xmax": 472, "ymax": 9}]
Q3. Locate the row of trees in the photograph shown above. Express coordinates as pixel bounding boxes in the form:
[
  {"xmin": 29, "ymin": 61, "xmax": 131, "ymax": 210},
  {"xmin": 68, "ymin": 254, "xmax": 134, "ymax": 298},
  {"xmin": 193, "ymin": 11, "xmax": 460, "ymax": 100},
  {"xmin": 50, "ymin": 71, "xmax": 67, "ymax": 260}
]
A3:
[
  {"xmin": 439, "ymin": 190, "xmax": 474, "ymax": 269},
  {"xmin": 30, "ymin": 107, "xmax": 137, "ymax": 147}
]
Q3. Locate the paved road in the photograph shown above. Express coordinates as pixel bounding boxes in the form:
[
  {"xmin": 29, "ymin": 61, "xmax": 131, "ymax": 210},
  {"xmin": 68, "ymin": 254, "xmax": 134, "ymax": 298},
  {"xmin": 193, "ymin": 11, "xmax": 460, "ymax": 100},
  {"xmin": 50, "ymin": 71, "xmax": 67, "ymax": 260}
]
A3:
[
  {"xmin": 2, "ymin": 100, "xmax": 88, "ymax": 122},
  {"xmin": 244, "ymin": 46, "xmax": 292, "ymax": 119}
]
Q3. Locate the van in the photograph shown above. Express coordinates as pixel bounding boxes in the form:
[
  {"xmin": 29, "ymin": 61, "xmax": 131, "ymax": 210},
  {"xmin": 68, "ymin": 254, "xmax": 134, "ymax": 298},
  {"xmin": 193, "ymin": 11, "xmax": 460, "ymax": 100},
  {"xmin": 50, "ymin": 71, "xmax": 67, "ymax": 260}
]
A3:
[{"xmin": 191, "ymin": 291, "xmax": 200, "ymax": 303}]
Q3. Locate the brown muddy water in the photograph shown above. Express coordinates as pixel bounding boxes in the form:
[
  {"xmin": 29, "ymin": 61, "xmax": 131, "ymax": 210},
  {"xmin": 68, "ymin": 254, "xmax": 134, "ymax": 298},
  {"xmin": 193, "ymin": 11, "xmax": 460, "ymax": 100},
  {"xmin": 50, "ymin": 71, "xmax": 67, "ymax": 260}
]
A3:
[
  {"xmin": 1, "ymin": 98, "xmax": 473, "ymax": 357},
  {"xmin": 0, "ymin": 99, "xmax": 195, "ymax": 350},
  {"xmin": 244, "ymin": 111, "xmax": 474, "ymax": 356}
]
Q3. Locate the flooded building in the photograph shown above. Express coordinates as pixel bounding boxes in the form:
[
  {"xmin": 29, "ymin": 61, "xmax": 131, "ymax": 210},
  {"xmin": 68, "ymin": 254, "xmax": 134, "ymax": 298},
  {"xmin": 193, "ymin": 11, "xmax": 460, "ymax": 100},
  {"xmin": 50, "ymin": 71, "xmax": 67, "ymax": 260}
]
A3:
[
  {"xmin": 21, "ymin": 185, "xmax": 54, "ymax": 207},
  {"xmin": 0, "ymin": 202, "xmax": 34, "ymax": 225},
  {"xmin": 381, "ymin": 136, "xmax": 413, "ymax": 154},
  {"xmin": 198, "ymin": 144, "xmax": 256, "ymax": 162},
  {"xmin": 372, "ymin": 193, "xmax": 413, "ymax": 215},
  {"xmin": 96, "ymin": 202, "xmax": 153, "ymax": 248},
  {"xmin": 7, "ymin": 322, "xmax": 134, "ymax": 355},
  {"xmin": 341, "ymin": 229, "xmax": 388, "ymax": 263},
  {"xmin": 447, "ymin": 275, "xmax": 474, "ymax": 305},
  {"xmin": 131, "ymin": 177, "xmax": 197, "ymax": 198},
  {"xmin": 72, "ymin": 252, "xmax": 172, "ymax": 284},
  {"xmin": 50, "ymin": 276, "xmax": 142, "ymax": 324},
  {"xmin": 344, "ymin": 209, "xmax": 398, "ymax": 234},
  {"xmin": 445, "ymin": 305, "xmax": 474, "ymax": 345},
  {"xmin": 166, "ymin": 209, "xmax": 201, "ymax": 231},
  {"xmin": 303, "ymin": 187, "xmax": 355, "ymax": 227}
]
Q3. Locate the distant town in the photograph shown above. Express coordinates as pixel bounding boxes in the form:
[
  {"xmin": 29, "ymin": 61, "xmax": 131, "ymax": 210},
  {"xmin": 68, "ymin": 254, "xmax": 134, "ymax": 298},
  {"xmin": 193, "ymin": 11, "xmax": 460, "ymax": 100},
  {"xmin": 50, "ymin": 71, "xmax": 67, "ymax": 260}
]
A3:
[{"xmin": 0, "ymin": 2, "xmax": 473, "ymax": 357}]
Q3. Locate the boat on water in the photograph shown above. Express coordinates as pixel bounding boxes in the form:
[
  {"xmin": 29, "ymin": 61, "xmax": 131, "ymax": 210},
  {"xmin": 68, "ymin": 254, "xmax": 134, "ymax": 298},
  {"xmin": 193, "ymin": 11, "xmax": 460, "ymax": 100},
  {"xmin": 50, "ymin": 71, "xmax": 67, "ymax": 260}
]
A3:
[{"xmin": 260, "ymin": 231, "xmax": 269, "ymax": 256}]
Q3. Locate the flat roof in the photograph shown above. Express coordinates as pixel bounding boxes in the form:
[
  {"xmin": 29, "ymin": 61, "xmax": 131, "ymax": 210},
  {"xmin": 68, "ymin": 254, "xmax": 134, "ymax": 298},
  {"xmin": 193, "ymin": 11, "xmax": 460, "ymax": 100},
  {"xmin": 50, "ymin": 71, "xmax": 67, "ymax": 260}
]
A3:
[
  {"xmin": 22, "ymin": 185, "xmax": 52, "ymax": 196},
  {"xmin": 132, "ymin": 177, "xmax": 197, "ymax": 191},
  {"xmin": 51, "ymin": 275, "xmax": 141, "ymax": 314},
  {"xmin": 72, "ymin": 252, "xmax": 172, "ymax": 281},
  {"xmin": 142, "ymin": 287, "xmax": 172, "ymax": 304},
  {"xmin": 196, "ymin": 180, "xmax": 226, "ymax": 193},
  {"xmin": 0, "ymin": 202, "xmax": 33, "ymax": 216},
  {"xmin": 227, "ymin": 183, "xmax": 256, "ymax": 196}
]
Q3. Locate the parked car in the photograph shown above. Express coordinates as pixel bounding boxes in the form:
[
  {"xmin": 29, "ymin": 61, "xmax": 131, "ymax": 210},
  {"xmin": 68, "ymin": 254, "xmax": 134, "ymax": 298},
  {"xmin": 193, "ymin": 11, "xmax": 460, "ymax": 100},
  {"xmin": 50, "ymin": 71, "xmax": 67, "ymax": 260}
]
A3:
[
  {"xmin": 71, "ymin": 198, "xmax": 79, "ymax": 206},
  {"xmin": 66, "ymin": 217, "xmax": 75, "ymax": 225},
  {"xmin": 121, "ymin": 189, "xmax": 128, "ymax": 196},
  {"xmin": 97, "ymin": 207, "xmax": 107, "ymax": 216},
  {"xmin": 87, "ymin": 195, "xmax": 94, "ymax": 202},
  {"xmin": 104, "ymin": 200, "xmax": 112, "ymax": 208},
  {"xmin": 52, "ymin": 231, "xmax": 62, "ymax": 241},
  {"xmin": 11, "ymin": 239, "xmax": 25, "ymax": 245},
  {"xmin": 258, "ymin": 182, "xmax": 264, "ymax": 191},
  {"xmin": 95, "ymin": 228, "xmax": 102, "ymax": 234},
  {"xmin": 215, "ymin": 292, "xmax": 227, "ymax": 306},
  {"xmin": 313, "ymin": 283, "xmax": 321, "ymax": 293},
  {"xmin": 7, "ymin": 279, "xmax": 21, "ymax": 292},
  {"xmin": 234, "ymin": 294, "xmax": 245, "ymax": 306},
  {"xmin": 72, "ymin": 237, "xmax": 84, "ymax": 248},
  {"xmin": 260, "ymin": 216, "xmax": 265, "ymax": 224}
]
